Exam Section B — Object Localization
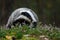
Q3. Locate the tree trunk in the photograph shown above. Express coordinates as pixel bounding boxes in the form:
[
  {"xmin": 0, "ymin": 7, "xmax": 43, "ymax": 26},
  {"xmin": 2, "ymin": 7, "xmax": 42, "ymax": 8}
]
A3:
[{"xmin": 1, "ymin": 0, "xmax": 5, "ymax": 25}]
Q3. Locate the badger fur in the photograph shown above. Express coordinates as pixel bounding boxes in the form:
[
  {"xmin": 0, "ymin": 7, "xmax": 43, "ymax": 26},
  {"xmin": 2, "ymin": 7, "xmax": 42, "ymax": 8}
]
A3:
[{"xmin": 6, "ymin": 8, "xmax": 39, "ymax": 28}]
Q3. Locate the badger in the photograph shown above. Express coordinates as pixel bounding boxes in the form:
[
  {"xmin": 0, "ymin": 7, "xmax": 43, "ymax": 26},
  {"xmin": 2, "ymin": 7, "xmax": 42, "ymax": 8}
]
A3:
[{"xmin": 6, "ymin": 8, "xmax": 39, "ymax": 28}]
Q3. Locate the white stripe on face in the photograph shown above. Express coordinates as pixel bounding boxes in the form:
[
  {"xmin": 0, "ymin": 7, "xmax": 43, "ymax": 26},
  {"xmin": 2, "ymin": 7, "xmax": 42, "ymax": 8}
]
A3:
[{"xmin": 15, "ymin": 15, "xmax": 31, "ymax": 23}]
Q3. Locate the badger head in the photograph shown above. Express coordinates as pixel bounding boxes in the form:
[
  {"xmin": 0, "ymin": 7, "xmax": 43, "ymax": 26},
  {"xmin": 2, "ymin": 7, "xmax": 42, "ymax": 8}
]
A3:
[{"xmin": 6, "ymin": 8, "xmax": 39, "ymax": 28}]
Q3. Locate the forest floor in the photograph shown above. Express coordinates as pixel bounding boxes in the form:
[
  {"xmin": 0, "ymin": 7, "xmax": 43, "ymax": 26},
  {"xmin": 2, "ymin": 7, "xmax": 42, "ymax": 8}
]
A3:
[{"xmin": 0, "ymin": 23, "xmax": 60, "ymax": 40}]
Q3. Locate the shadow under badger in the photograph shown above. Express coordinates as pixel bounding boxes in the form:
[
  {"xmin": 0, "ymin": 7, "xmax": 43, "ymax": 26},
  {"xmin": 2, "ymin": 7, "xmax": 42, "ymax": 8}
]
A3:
[{"xmin": 6, "ymin": 8, "xmax": 39, "ymax": 28}]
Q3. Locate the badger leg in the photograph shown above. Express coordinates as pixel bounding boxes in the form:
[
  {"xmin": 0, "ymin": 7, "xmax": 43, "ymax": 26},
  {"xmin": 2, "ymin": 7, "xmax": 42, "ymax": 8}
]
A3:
[
  {"xmin": 5, "ymin": 24, "xmax": 11, "ymax": 29},
  {"xmin": 29, "ymin": 22, "xmax": 33, "ymax": 28}
]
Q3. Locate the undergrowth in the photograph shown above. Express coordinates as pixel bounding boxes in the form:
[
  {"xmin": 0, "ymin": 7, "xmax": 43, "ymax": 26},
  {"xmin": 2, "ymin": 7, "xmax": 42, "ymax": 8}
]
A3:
[{"xmin": 0, "ymin": 23, "xmax": 60, "ymax": 40}]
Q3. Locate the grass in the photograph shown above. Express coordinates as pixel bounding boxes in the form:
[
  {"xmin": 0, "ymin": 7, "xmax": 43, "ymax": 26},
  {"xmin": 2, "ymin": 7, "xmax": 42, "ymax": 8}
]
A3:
[{"xmin": 0, "ymin": 23, "xmax": 60, "ymax": 40}]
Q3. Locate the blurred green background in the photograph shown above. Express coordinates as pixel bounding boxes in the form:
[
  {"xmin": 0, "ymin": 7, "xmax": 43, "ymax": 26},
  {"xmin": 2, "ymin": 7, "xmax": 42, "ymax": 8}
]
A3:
[{"xmin": 0, "ymin": 0, "xmax": 60, "ymax": 27}]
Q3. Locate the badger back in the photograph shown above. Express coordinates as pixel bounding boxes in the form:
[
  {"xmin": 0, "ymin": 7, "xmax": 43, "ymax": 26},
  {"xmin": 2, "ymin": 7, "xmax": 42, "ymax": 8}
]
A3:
[{"xmin": 6, "ymin": 8, "xmax": 39, "ymax": 28}]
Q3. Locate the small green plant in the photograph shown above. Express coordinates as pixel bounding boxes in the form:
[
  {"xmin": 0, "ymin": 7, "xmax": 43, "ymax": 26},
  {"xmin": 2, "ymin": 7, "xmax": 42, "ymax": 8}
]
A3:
[{"xmin": 0, "ymin": 24, "xmax": 60, "ymax": 40}]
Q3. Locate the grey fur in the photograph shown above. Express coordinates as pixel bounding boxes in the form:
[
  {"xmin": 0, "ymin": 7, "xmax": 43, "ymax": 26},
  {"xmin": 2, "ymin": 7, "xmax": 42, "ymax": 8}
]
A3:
[{"xmin": 6, "ymin": 8, "xmax": 39, "ymax": 28}]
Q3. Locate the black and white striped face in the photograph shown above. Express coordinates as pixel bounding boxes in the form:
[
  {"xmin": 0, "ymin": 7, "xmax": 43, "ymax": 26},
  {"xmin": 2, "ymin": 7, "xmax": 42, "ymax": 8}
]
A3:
[
  {"xmin": 13, "ymin": 14, "xmax": 32, "ymax": 27},
  {"xmin": 6, "ymin": 8, "xmax": 39, "ymax": 28}
]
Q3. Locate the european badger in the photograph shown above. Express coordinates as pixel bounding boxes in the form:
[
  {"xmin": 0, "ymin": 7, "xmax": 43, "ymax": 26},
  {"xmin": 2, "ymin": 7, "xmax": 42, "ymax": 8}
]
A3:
[{"xmin": 6, "ymin": 8, "xmax": 39, "ymax": 28}]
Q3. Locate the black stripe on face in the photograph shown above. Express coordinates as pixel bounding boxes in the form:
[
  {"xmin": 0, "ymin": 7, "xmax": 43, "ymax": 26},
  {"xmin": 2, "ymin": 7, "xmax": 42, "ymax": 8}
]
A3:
[
  {"xmin": 21, "ymin": 12, "xmax": 32, "ymax": 21},
  {"xmin": 13, "ymin": 18, "xmax": 30, "ymax": 26}
]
